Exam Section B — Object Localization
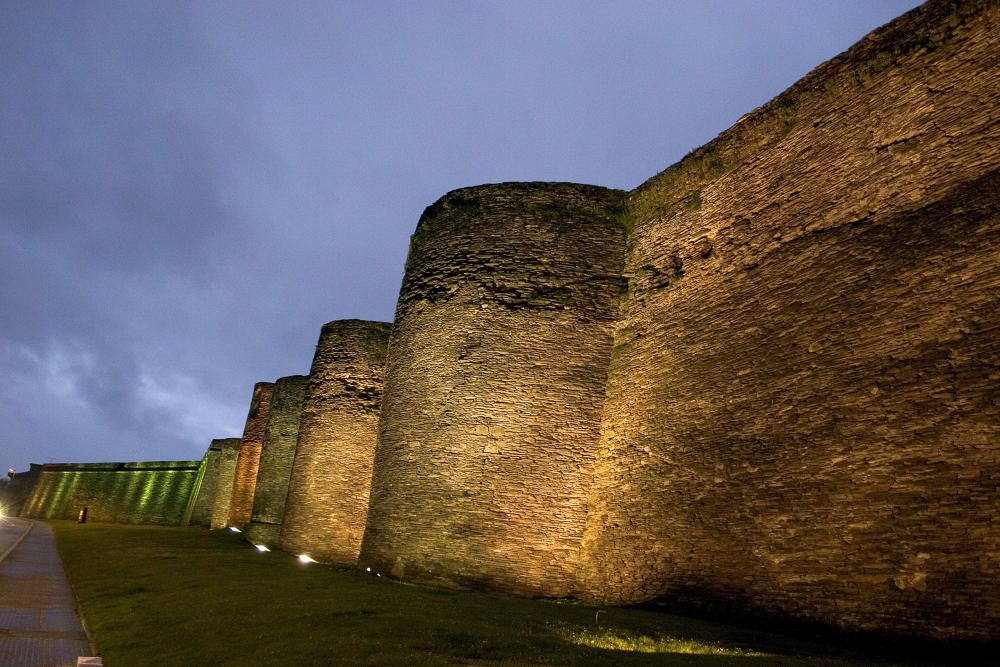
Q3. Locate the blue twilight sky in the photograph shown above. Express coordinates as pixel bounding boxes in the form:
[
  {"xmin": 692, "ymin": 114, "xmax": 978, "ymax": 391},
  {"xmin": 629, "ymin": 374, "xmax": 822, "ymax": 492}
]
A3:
[{"xmin": 1, "ymin": 1, "xmax": 921, "ymax": 473}]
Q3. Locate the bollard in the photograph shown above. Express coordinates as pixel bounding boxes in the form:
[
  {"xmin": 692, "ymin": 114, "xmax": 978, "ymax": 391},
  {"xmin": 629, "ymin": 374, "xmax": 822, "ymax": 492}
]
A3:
[{"xmin": 77, "ymin": 506, "xmax": 88, "ymax": 524}]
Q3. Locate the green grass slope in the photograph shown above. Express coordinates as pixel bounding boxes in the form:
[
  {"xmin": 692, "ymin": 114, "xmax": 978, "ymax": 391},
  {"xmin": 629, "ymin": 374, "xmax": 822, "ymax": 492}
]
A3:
[{"xmin": 52, "ymin": 522, "xmax": 895, "ymax": 666}]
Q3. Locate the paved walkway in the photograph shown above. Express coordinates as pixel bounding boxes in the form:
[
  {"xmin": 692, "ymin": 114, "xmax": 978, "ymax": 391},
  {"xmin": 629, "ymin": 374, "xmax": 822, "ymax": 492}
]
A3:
[{"xmin": 0, "ymin": 517, "xmax": 94, "ymax": 666}]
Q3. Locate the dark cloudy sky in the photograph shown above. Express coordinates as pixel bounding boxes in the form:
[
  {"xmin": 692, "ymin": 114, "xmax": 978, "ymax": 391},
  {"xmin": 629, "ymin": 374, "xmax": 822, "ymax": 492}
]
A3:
[{"xmin": 1, "ymin": 1, "xmax": 921, "ymax": 473}]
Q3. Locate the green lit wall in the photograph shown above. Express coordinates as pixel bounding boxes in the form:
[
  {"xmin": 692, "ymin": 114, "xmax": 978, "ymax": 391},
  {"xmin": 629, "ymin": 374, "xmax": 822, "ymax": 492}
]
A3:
[
  {"xmin": 187, "ymin": 439, "xmax": 242, "ymax": 528},
  {"xmin": 20, "ymin": 461, "xmax": 203, "ymax": 525}
]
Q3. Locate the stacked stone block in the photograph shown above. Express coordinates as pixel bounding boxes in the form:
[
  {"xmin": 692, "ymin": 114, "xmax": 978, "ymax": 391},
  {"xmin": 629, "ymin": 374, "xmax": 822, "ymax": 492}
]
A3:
[
  {"xmin": 582, "ymin": 0, "xmax": 1000, "ymax": 642},
  {"xmin": 360, "ymin": 183, "xmax": 627, "ymax": 597},
  {"xmin": 245, "ymin": 374, "xmax": 310, "ymax": 547},
  {"xmin": 278, "ymin": 320, "xmax": 390, "ymax": 563},
  {"xmin": 227, "ymin": 382, "xmax": 274, "ymax": 528}
]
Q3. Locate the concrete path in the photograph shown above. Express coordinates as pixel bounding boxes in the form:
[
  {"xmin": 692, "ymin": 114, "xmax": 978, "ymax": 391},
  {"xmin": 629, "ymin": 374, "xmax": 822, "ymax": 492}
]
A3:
[{"xmin": 0, "ymin": 517, "xmax": 94, "ymax": 666}]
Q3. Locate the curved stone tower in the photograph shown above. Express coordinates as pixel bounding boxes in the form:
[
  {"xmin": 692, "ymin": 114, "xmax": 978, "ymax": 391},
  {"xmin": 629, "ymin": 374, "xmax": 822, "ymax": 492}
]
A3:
[
  {"xmin": 245, "ymin": 374, "xmax": 309, "ymax": 547},
  {"xmin": 278, "ymin": 320, "xmax": 390, "ymax": 563},
  {"xmin": 207, "ymin": 439, "xmax": 242, "ymax": 529},
  {"xmin": 359, "ymin": 182, "xmax": 627, "ymax": 597},
  {"xmin": 227, "ymin": 381, "xmax": 274, "ymax": 528},
  {"xmin": 188, "ymin": 438, "xmax": 232, "ymax": 527}
]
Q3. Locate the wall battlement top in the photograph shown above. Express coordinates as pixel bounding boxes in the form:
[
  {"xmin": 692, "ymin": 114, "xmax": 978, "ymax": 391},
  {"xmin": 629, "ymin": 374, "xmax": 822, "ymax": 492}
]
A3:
[
  {"xmin": 415, "ymin": 181, "xmax": 626, "ymax": 232},
  {"xmin": 31, "ymin": 461, "xmax": 202, "ymax": 472},
  {"xmin": 630, "ymin": 0, "xmax": 993, "ymax": 220},
  {"xmin": 208, "ymin": 438, "xmax": 242, "ymax": 451}
]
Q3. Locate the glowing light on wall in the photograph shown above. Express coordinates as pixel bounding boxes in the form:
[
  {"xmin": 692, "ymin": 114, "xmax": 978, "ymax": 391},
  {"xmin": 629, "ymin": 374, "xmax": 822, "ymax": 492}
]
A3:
[
  {"xmin": 298, "ymin": 554, "xmax": 316, "ymax": 564},
  {"xmin": 255, "ymin": 544, "xmax": 270, "ymax": 552},
  {"xmin": 21, "ymin": 462, "xmax": 204, "ymax": 524}
]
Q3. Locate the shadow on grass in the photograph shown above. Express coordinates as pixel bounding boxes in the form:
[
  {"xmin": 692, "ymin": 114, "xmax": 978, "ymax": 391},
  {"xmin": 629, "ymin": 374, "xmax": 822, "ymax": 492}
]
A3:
[{"xmin": 50, "ymin": 522, "xmax": 915, "ymax": 666}]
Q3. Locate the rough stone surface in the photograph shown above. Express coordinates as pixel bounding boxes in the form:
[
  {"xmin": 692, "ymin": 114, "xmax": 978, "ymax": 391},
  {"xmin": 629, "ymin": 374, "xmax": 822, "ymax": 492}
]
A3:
[
  {"xmin": 582, "ymin": 0, "xmax": 1000, "ymax": 641},
  {"xmin": 360, "ymin": 183, "xmax": 627, "ymax": 597},
  {"xmin": 227, "ymin": 382, "xmax": 274, "ymax": 528},
  {"xmin": 20, "ymin": 461, "xmax": 202, "ymax": 525},
  {"xmin": 18, "ymin": 0, "xmax": 998, "ymax": 645},
  {"xmin": 245, "ymin": 375, "xmax": 309, "ymax": 547},
  {"xmin": 188, "ymin": 439, "xmax": 238, "ymax": 528},
  {"xmin": 207, "ymin": 439, "xmax": 242, "ymax": 530},
  {"xmin": 279, "ymin": 320, "xmax": 390, "ymax": 564},
  {"xmin": 0, "ymin": 466, "xmax": 40, "ymax": 517}
]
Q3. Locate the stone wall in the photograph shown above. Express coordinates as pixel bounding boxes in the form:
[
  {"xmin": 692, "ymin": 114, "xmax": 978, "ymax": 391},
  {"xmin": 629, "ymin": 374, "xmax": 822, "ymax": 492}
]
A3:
[
  {"xmin": 1, "ymin": 464, "xmax": 40, "ymax": 517},
  {"xmin": 359, "ymin": 183, "xmax": 627, "ymax": 597},
  {"xmin": 278, "ymin": 320, "xmax": 390, "ymax": 563},
  {"xmin": 245, "ymin": 375, "xmax": 309, "ymax": 547},
  {"xmin": 187, "ymin": 438, "xmax": 241, "ymax": 528},
  {"xmin": 208, "ymin": 438, "xmax": 243, "ymax": 529},
  {"xmin": 582, "ymin": 0, "xmax": 1000, "ymax": 642},
  {"xmin": 24, "ymin": 0, "xmax": 998, "ymax": 644},
  {"xmin": 21, "ymin": 461, "xmax": 202, "ymax": 525},
  {"xmin": 227, "ymin": 381, "xmax": 274, "ymax": 528}
]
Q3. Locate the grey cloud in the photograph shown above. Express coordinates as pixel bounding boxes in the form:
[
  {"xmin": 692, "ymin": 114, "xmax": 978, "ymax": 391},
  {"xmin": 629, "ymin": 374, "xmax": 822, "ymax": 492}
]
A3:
[{"xmin": 0, "ymin": 0, "xmax": 921, "ymax": 473}]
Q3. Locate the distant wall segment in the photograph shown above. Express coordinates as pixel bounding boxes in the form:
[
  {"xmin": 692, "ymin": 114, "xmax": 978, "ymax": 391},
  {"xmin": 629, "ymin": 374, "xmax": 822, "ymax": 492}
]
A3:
[
  {"xmin": 208, "ymin": 439, "xmax": 243, "ymax": 529},
  {"xmin": 227, "ymin": 382, "xmax": 274, "ymax": 528},
  {"xmin": 246, "ymin": 374, "xmax": 309, "ymax": 547},
  {"xmin": 360, "ymin": 182, "xmax": 627, "ymax": 597},
  {"xmin": 188, "ymin": 438, "xmax": 242, "ymax": 528},
  {"xmin": 278, "ymin": 320, "xmax": 390, "ymax": 564},
  {"xmin": 21, "ymin": 461, "xmax": 203, "ymax": 525}
]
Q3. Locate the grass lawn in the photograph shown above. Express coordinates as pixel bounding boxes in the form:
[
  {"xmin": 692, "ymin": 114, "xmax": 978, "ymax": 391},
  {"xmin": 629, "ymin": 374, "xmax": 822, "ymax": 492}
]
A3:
[{"xmin": 52, "ymin": 521, "xmax": 899, "ymax": 666}]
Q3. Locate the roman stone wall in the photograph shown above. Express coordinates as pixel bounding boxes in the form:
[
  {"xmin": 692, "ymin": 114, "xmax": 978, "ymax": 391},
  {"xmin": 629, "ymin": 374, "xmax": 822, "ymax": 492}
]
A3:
[
  {"xmin": 359, "ymin": 183, "xmax": 627, "ymax": 597},
  {"xmin": 582, "ymin": 0, "xmax": 1000, "ymax": 641},
  {"xmin": 278, "ymin": 320, "xmax": 390, "ymax": 563},
  {"xmin": 245, "ymin": 374, "xmax": 309, "ymax": 547},
  {"xmin": 2, "ymin": 465, "xmax": 40, "ymax": 516},
  {"xmin": 187, "ymin": 438, "xmax": 241, "ymax": 527},
  {"xmin": 20, "ymin": 461, "xmax": 202, "ymax": 525},
  {"xmin": 208, "ymin": 438, "xmax": 243, "ymax": 529},
  {"xmin": 227, "ymin": 381, "xmax": 274, "ymax": 528},
  {"xmin": 23, "ymin": 0, "xmax": 997, "ymax": 644}
]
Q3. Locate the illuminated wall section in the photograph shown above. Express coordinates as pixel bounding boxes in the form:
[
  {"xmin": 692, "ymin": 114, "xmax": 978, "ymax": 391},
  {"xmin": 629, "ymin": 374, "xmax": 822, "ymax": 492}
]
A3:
[
  {"xmin": 208, "ymin": 439, "xmax": 243, "ymax": 529},
  {"xmin": 20, "ymin": 461, "xmax": 202, "ymax": 525},
  {"xmin": 279, "ymin": 320, "xmax": 390, "ymax": 564},
  {"xmin": 360, "ymin": 183, "xmax": 626, "ymax": 597},
  {"xmin": 2, "ymin": 464, "xmax": 40, "ymax": 516},
  {"xmin": 227, "ymin": 381, "xmax": 274, "ymax": 528},
  {"xmin": 188, "ymin": 438, "xmax": 241, "ymax": 527},
  {"xmin": 245, "ymin": 374, "xmax": 309, "ymax": 547},
  {"xmin": 582, "ymin": 0, "xmax": 1000, "ymax": 641}
]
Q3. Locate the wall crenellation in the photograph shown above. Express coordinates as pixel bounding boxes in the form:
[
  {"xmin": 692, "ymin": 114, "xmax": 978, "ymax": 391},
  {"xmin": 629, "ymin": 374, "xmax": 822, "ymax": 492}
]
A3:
[{"xmin": 19, "ymin": 0, "xmax": 999, "ymax": 643}]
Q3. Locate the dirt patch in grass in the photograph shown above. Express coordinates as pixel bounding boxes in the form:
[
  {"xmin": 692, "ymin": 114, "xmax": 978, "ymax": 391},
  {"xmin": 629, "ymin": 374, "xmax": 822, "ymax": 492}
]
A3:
[{"xmin": 52, "ymin": 522, "xmax": 896, "ymax": 666}]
